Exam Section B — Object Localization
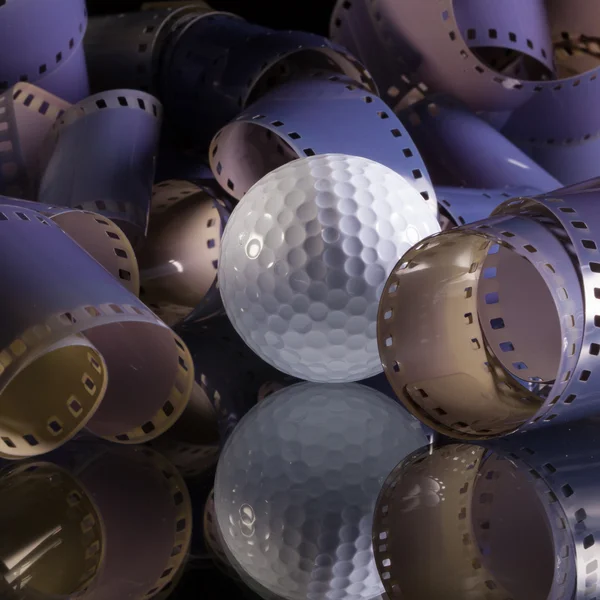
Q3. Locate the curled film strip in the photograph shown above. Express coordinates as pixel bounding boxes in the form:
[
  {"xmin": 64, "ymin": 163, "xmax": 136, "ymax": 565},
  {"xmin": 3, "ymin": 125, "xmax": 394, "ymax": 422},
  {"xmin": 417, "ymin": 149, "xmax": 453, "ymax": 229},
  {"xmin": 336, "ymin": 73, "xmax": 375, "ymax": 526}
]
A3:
[
  {"xmin": 0, "ymin": 83, "xmax": 70, "ymax": 200},
  {"xmin": 495, "ymin": 0, "xmax": 600, "ymax": 184},
  {"xmin": 84, "ymin": 3, "xmax": 216, "ymax": 94},
  {"xmin": 0, "ymin": 461, "xmax": 104, "ymax": 599},
  {"xmin": 435, "ymin": 185, "xmax": 544, "ymax": 230},
  {"xmin": 0, "ymin": 0, "xmax": 89, "ymax": 103},
  {"xmin": 38, "ymin": 89, "xmax": 163, "ymax": 246},
  {"xmin": 0, "ymin": 204, "xmax": 194, "ymax": 458},
  {"xmin": 356, "ymin": 0, "xmax": 552, "ymax": 111},
  {"xmin": 377, "ymin": 180, "xmax": 600, "ymax": 439},
  {"xmin": 337, "ymin": 0, "xmax": 600, "ymax": 185},
  {"xmin": 160, "ymin": 12, "xmax": 376, "ymax": 148},
  {"xmin": 399, "ymin": 96, "xmax": 562, "ymax": 192},
  {"xmin": 1, "ymin": 196, "xmax": 140, "ymax": 296},
  {"xmin": 139, "ymin": 179, "xmax": 232, "ymax": 326},
  {"xmin": 372, "ymin": 441, "xmax": 577, "ymax": 600},
  {"xmin": 209, "ymin": 73, "xmax": 436, "ymax": 210},
  {"xmin": 69, "ymin": 445, "xmax": 193, "ymax": 600}
]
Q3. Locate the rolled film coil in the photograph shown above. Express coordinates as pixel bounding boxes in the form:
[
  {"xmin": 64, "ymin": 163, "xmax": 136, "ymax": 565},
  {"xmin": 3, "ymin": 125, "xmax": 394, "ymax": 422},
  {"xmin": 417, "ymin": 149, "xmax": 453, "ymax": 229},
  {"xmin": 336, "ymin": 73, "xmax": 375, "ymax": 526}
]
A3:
[
  {"xmin": 399, "ymin": 96, "xmax": 561, "ymax": 192},
  {"xmin": 0, "ymin": 83, "xmax": 71, "ymax": 200},
  {"xmin": 330, "ymin": 0, "xmax": 545, "ymax": 113},
  {"xmin": 488, "ymin": 1, "xmax": 600, "ymax": 184},
  {"xmin": 450, "ymin": 0, "xmax": 555, "ymax": 76},
  {"xmin": 139, "ymin": 179, "xmax": 232, "ymax": 326},
  {"xmin": 377, "ymin": 188, "xmax": 600, "ymax": 439},
  {"xmin": 0, "ymin": 461, "xmax": 104, "ymax": 599},
  {"xmin": 0, "ymin": 204, "xmax": 194, "ymax": 457},
  {"xmin": 0, "ymin": 0, "xmax": 89, "ymax": 103},
  {"xmin": 371, "ymin": 0, "xmax": 557, "ymax": 111},
  {"xmin": 83, "ymin": 3, "xmax": 215, "ymax": 94},
  {"xmin": 38, "ymin": 89, "xmax": 163, "ymax": 246},
  {"xmin": 378, "ymin": 216, "xmax": 583, "ymax": 439},
  {"xmin": 435, "ymin": 185, "xmax": 544, "ymax": 230},
  {"xmin": 55, "ymin": 443, "xmax": 193, "ymax": 600},
  {"xmin": 160, "ymin": 12, "xmax": 376, "ymax": 149},
  {"xmin": 208, "ymin": 73, "xmax": 436, "ymax": 210},
  {"xmin": 372, "ymin": 440, "xmax": 578, "ymax": 600},
  {"xmin": 0, "ymin": 196, "xmax": 140, "ymax": 296}
]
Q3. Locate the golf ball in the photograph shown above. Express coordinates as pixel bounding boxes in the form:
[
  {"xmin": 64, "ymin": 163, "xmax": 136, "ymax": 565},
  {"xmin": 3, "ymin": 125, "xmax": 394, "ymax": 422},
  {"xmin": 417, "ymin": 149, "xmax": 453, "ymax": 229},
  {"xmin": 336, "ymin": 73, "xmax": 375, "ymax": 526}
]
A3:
[
  {"xmin": 214, "ymin": 381, "xmax": 429, "ymax": 600},
  {"xmin": 218, "ymin": 153, "xmax": 440, "ymax": 382}
]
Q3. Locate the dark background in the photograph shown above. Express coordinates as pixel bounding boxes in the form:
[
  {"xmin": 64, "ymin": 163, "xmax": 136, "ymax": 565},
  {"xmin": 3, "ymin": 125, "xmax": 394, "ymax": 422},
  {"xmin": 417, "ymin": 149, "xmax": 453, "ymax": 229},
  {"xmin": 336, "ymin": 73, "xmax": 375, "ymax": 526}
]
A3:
[{"xmin": 85, "ymin": 0, "xmax": 335, "ymax": 36}]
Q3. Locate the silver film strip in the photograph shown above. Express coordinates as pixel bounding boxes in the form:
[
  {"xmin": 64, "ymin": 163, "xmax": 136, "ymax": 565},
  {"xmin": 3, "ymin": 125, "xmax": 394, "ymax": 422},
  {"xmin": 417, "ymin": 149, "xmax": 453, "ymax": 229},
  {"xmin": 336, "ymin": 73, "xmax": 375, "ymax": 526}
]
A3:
[
  {"xmin": 331, "ymin": 0, "xmax": 555, "ymax": 112},
  {"xmin": 209, "ymin": 73, "xmax": 436, "ymax": 211},
  {"xmin": 377, "ymin": 181, "xmax": 600, "ymax": 439},
  {"xmin": 0, "ymin": 203, "xmax": 196, "ymax": 458}
]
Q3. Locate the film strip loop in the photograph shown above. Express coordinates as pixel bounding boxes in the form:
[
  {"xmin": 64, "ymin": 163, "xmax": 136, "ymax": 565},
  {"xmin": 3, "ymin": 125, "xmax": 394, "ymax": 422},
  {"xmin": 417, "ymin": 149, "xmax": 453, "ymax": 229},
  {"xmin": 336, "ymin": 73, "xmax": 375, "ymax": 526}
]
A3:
[
  {"xmin": 140, "ymin": 179, "xmax": 231, "ymax": 326},
  {"xmin": 0, "ymin": 204, "xmax": 195, "ymax": 458},
  {"xmin": 209, "ymin": 73, "xmax": 436, "ymax": 210},
  {"xmin": 0, "ymin": 0, "xmax": 89, "ymax": 102},
  {"xmin": 0, "ymin": 461, "xmax": 105, "ymax": 598},
  {"xmin": 372, "ymin": 443, "xmax": 575, "ymax": 600},
  {"xmin": 160, "ymin": 13, "xmax": 376, "ymax": 148},
  {"xmin": 377, "ymin": 208, "xmax": 584, "ymax": 439},
  {"xmin": 38, "ymin": 89, "xmax": 162, "ymax": 246},
  {"xmin": 332, "ymin": 0, "xmax": 538, "ymax": 111},
  {"xmin": 451, "ymin": 0, "xmax": 556, "ymax": 77},
  {"xmin": 0, "ymin": 83, "xmax": 70, "ymax": 199}
]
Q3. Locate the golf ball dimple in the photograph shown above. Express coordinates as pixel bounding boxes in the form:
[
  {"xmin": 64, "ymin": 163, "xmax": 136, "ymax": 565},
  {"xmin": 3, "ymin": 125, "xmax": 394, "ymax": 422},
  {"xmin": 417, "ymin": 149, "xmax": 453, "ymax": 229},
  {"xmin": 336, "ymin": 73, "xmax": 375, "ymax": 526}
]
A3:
[
  {"xmin": 214, "ymin": 382, "xmax": 429, "ymax": 600},
  {"xmin": 218, "ymin": 153, "xmax": 440, "ymax": 383}
]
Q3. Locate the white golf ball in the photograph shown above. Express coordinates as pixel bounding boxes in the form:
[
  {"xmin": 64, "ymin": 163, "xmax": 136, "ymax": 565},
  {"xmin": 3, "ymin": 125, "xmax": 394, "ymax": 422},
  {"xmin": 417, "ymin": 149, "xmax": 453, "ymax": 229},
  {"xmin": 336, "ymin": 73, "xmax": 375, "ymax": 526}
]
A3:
[
  {"xmin": 214, "ymin": 382, "xmax": 428, "ymax": 600},
  {"xmin": 218, "ymin": 154, "xmax": 440, "ymax": 382}
]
